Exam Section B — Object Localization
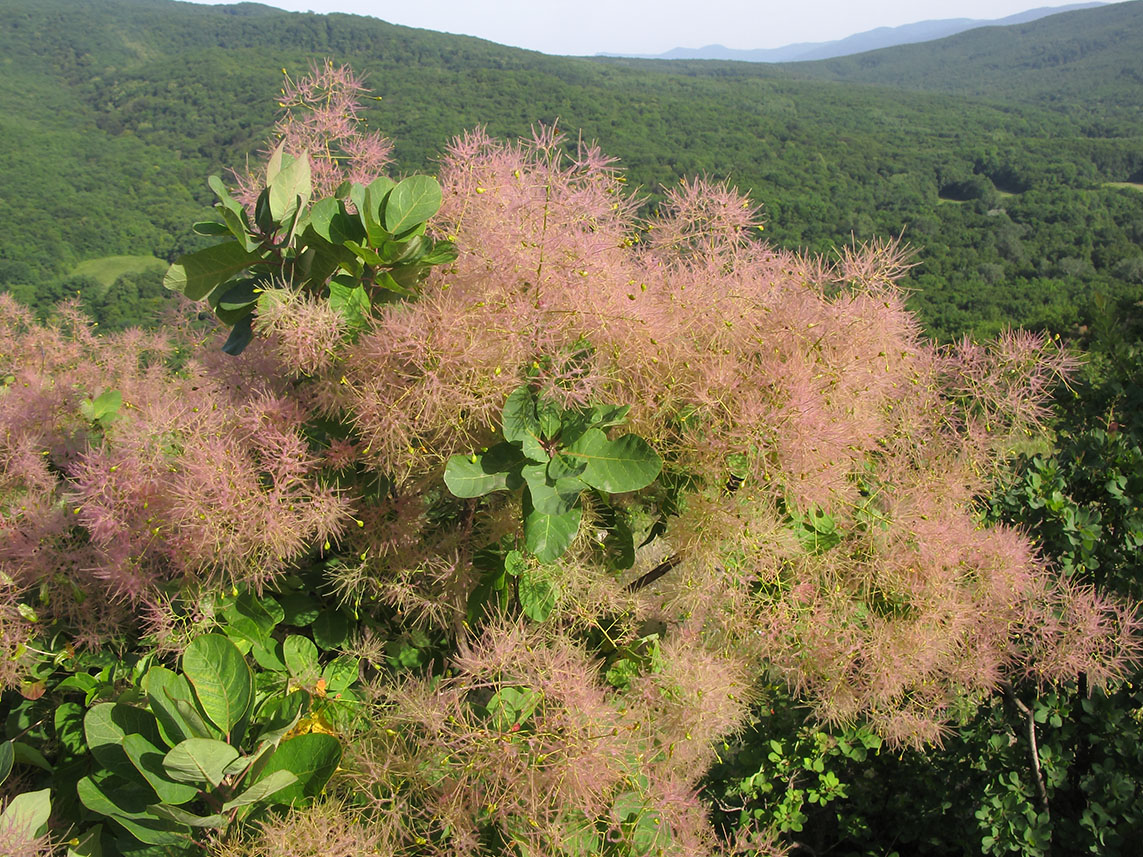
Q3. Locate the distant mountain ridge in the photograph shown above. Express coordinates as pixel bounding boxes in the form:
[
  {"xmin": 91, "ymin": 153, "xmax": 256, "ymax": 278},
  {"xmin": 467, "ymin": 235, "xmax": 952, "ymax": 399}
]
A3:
[{"xmin": 600, "ymin": 3, "xmax": 1105, "ymax": 62}]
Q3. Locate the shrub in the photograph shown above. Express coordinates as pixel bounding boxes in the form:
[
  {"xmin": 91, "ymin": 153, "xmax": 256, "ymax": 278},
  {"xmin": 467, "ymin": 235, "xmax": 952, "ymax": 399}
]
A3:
[{"xmin": 0, "ymin": 64, "xmax": 1137, "ymax": 856}]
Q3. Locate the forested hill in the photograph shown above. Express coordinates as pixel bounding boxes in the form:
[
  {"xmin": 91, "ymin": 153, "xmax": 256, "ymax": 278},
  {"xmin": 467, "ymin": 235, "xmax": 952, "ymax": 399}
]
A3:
[
  {"xmin": 1, "ymin": 0, "xmax": 1141, "ymax": 339},
  {"xmin": 774, "ymin": 0, "xmax": 1143, "ymax": 124}
]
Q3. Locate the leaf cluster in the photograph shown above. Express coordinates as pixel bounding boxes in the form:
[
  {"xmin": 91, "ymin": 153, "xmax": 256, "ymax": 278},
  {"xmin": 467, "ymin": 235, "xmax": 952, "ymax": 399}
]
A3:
[
  {"xmin": 164, "ymin": 142, "xmax": 456, "ymax": 353},
  {"xmin": 444, "ymin": 386, "xmax": 662, "ymax": 563}
]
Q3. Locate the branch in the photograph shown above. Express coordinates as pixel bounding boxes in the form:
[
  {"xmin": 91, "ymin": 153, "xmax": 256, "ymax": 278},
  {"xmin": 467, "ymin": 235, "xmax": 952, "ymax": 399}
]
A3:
[
  {"xmin": 625, "ymin": 553, "xmax": 683, "ymax": 592},
  {"xmin": 1001, "ymin": 682, "xmax": 1051, "ymax": 821}
]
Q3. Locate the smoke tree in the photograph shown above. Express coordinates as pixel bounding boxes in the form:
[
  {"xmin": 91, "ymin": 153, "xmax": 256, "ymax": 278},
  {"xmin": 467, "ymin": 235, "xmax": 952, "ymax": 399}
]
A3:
[{"xmin": 0, "ymin": 64, "xmax": 1138, "ymax": 856}]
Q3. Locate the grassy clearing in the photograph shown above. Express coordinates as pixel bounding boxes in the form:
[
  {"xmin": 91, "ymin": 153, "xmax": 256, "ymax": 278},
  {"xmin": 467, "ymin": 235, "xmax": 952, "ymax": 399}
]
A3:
[
  {"xmin": 1103, "ymin": 181, "xmax": 1143, "ymax": 191},
  {"xmin": 73, "ymin": 255, "xmax": 167, "ymax": 294}
]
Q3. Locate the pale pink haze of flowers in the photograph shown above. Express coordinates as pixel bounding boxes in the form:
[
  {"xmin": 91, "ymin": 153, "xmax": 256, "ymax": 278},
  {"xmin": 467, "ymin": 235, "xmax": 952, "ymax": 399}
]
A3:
[{"xmin": 1, "ymin": 63, "xmax": 1137, "ymax": 857}]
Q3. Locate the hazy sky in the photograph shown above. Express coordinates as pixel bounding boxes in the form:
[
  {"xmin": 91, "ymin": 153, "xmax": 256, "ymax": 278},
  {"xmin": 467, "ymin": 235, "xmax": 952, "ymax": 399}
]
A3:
[{"xmin": 184, "ymin": 0, "xmax": 1117, "ymax": 55}]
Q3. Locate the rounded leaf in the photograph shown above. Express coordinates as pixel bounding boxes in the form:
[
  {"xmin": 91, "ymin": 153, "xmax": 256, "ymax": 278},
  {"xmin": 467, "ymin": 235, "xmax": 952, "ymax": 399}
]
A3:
[
  {"xmin": 182, "ymin": 635, "xmax": 253, "ymax": 737},
  {"xmin": 163, "ymin": 738, "xmax": 240, "ymax": 788},
  {"xmin": 253, "ymin": 733, "xmax": 342, "ymax": 806},
  {"xmin": 283, "ymin": 635, "xmax": 320, "ymax": 682},
  {"xmin": 383, "ymin": 175, "xmax": 442, "ymax": 234},
  {"xmin": 565, "ymin": 429, "xmax": 662, "ymax": 494}
]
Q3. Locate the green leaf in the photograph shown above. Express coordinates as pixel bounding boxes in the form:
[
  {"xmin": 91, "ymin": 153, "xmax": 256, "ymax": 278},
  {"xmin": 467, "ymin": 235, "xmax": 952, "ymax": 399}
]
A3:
[
  {"xmin": 0, "ymin": 788, "xmax": 51, "ymax": 839},
  {"xmin": 163, "ymin": 242, "xmax": 262, "ymax": 302},
  {"xmin": 221, "ymin": 314, "xmax": 255, "ymax": 356},
  {"xmin": 792, "ymin": 506, "xmax": 842, "ymax": 554},
  {"xmin": 122, "ymin": 733, "xmax": 200, "ymax": 805},
  {"xmin": 11, "ymin": 742, "xmax": 51, "ymax": 772},
  {"xmin": 208, "ymin": 175, "xmax": 238, "ymax": 207},
  {"xmin": 0, "ymin": 741, "xmax": 12, "ymax": 786},
  {"xmin": 146, "ymin": 804, "xmax": 226, "ymax": 828},
  {"xmin": 311, "ymin": 610, "xmax": 349, "ymax": 650},
  {"xmin": 253, "ymin": 692, "xmax": 305, "ymax": 747},
  {"xmin": 77, "ymin": 775, "xmax": 156, "ymax": 821},
  {"xmin": 268, "ymin": 150, "xmax": 312, "ymax": 221},
  {"xmin": 547, "ymin": 452, "xmax": 587, "ymax": 480},
  {"xmin": 77, "ymin": 777, "xmax": 187, "ymax": 845},
  {"xmin": 363, "ymin": 175, "xmax": 396, "ymax": 246},
  {"xmin": 213, "ymin": 278, "xmax": 261, "ymax": 313},
  {"xmin": 192, "ymin": 220, "xmax": 230, "ymax": 237},
  {"xmin": 504, "ymin": 549, "xmax": 527, "ymax": 577},
  {"xmin": 181, "ymin": 635, "xmax": 254, "ymax": 738},
  {"xmin": 265, "ymin": 140, "xmax": 288, "ymax": 186},
  {"xmin": 421, "ymin": 239, "xmax": 458, "ymax": 265},
  {"xmin": 444, "ymin": 453, "xmax": 513, "ymax": 498},
  {"xmin": 222, "ymin": 593, "xmax": 283, "ymax": 637},
  {"xmin": 85, "ymin": 703, "xmax": 163, "ymax": 781},
  {"xmin": 519, "ymin": 572, "xmax": 559, "ymax": 622},
  {"xmin": 595, "ymin": 499, "xmax": 636, "ymax": 571},
  {"xmin": 611, "ymin": 790, "xmax": 644, "ymax": 823},
  {"xmin": 279, "ymin": 593, "xmax": 320, "ymax": 626},
  {"xmin": 92, "ymin": 389, "xmax": 122, "ymax": 421},
  {"xmin": 564, "ymin": 429, "xmax": 662, "ymax": 494},
  {"xmin": 327, "ymin": 280, "xmax": 372, "ymax": 331},
  {"xmin": 485, "ymin": 686, "xmax": 542, "ymax": 731},
  {"xmin": 561, "ymin": 812, "xmax": 603, "ymax": 856},
  {"xmin": 66, "ymin": 824, "xmax": 103, "ymax": 857},
  {"xmin": 343, "ymin": 240, "xmax": 386, "ymax": 267},
  {"xmin": 321, "ymin": 655, "xmax": 359, "ymax": 693},
  {"xmin": 171, "ymin": 697, "xmax": 219, "ymax": 741},
  {"xmin": 308, "ymin": 197, "xmax": 340, "ymax": 242},
  {"xmin": 523, "ymin": 463, "xmax": 584, "ymax": 515},
  {"xmin": 249, "ymin": 638, "xmax": 287, "ymax": 673},
  {"xmin": 589, "ymin": 403, "xmax": 631, "ymax": 428},
  {"xmin": 283, "ymin": 635, "xmax": 320, "ymax": 682},
  {"xmin": 221, "ymin": 770, "xmax": 298, "ymax": 811},
  {"xmin": 523, "ymin": 493, "xmax": 582, "ymax": 563},
  {"xmin": 383, "ymin": 175, "xmax": 442, "ymax": 234},
  {"xmin": 253, "ymin": 733, "xmax": 342, "ymax": 806},
  {"xmin": 219, "ymin": 205, "xmax": 257, "ymax": 250},
  {"xmin": 502, "ymin": 387, "xmax": 547, "ymax": 461},
  {"xmin": 162, "ymin": 738, "xmax": 239, "ymax": 788}
]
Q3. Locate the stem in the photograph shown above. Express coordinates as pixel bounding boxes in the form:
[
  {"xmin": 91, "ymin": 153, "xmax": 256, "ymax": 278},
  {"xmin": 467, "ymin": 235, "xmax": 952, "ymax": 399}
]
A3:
[
  {"xmin": 1001, "ymin": 682, "xmax": 1051, "ymax": 822},
  {"xmin": 625, "ymin": 553, "xmax": 683, "ymax": 592}
]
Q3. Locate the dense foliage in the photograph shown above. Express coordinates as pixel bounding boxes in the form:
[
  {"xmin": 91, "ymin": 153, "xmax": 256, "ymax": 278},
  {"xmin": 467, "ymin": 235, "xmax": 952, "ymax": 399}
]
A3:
[
  {"xmin": 2, "ymin": 63, "xmax": 1141, "ymax": 856},
  {"xmin": 1, "ymin": 0, "xmax": 1142, "ymax": 340}
]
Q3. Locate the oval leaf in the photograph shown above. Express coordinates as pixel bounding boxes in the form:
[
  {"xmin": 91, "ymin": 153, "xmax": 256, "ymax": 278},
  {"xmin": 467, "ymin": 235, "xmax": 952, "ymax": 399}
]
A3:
[
  {"xmin": 519, "ymin": 572, "xmax": 559, "ymax": 622},
  {"xmin": 444, "ymin": 453, "xmax": 512, "ymax": 498},
  {"xmin": 0, "ymin": 740, "xmax": 13, "ymax": 786},
  {"xmin": 523, "ymin": 493, "xmax": 582, "ymax": 563},
  {"xmin": 565, "ymin": 429, "xmax": 662, "ymax": 494},
  {"xmin": 122, "ymin": 734, "xmax": 200, "ymax": 805},
  {"xmin": 84, "ymin": 703, "xmax": 163, "ymax": 781},
  {"xmin": 221, "ymin": 770, "xmax": 298, "ymax": 811},
  {"xmin": 253, "ymin": 733, "xmax": 342, "ymax": 806},
  {"xmin": 283, "ymin": 635, "xmax": 320, "ymax": 682},
  {"xmin": 181, "ymin": 635, "xmax": 253, "ymax": 737},
  {"xmin": 163, "ymin": 738, "xmax": 240, "ymax": 788},
  {"xmin": 142, "ymin": 667, "xmax": 201, "ymax": 747},
  {"xmin": 163, "ymin": 243, "xmax": 261, "ymax": 302},
  {"xmin": 383, "ymin": 175, "xmax": 442, "ymax": 234},
  {"xmin": 0, "ymin": 788, "xmax": 51, "ymax": 839}
]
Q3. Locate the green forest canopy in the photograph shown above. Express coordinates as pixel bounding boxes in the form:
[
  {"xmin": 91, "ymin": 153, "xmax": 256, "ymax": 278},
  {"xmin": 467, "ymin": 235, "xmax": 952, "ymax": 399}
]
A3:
[{"xmin": 0, "ymin": 0, "xmax": 1141, "ymax": 338}]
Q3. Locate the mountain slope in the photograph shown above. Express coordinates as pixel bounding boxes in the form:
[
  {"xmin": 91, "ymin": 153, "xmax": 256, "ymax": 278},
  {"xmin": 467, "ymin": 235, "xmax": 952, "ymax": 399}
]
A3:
[
  {"xmin": 0, "ymin": 0, "xmax": 1140, "ymax": 339},
  {"xmin": 778, "ymin": 0, "xmax": 1143, "ymax": 120},
  {"xmin": 610, "ymin": 3, "xmax": 1104, "ymax": 63}
]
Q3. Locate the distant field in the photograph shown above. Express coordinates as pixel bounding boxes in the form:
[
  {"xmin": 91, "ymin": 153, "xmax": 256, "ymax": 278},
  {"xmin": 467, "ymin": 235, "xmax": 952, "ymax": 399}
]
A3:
[
  {"xmin": 72, "ymin": 255, "xmax": 167, "ymax": 295},
  {"xmin": 1103, "ymin": 181, "xmax": 1143, "ymax": 191}
]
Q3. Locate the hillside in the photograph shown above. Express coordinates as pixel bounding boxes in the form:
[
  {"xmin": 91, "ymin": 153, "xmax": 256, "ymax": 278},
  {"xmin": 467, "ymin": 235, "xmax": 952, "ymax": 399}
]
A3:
[
  {"xmin": 612, "ymin": 3, "xmax": 1105, "ymax": 63},
  {"xmin": 0, "ymin": 0, "xmax": 1141, "ymax": 339},
  {"xmin": 778, "ymin": 0, "xmax": 1143, "ymax": 124}
]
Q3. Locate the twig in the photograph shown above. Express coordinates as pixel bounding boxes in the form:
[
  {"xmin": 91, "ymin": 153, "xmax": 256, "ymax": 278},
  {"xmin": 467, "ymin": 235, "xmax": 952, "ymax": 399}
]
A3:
[
  {"xmin": 1001, "ymin": 682, "xmax": 1051, "ymax": 822},
  {"xmin": 625, "ymin": 553, "xmax": 683, "ymax": 592}
]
